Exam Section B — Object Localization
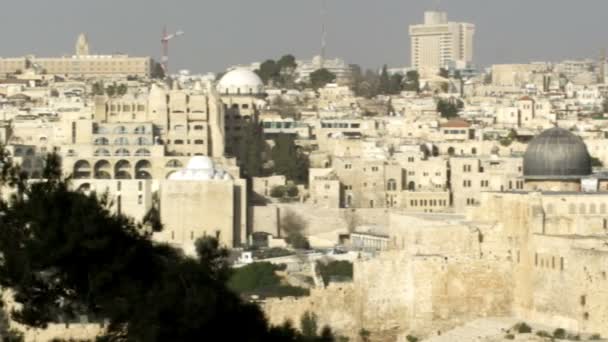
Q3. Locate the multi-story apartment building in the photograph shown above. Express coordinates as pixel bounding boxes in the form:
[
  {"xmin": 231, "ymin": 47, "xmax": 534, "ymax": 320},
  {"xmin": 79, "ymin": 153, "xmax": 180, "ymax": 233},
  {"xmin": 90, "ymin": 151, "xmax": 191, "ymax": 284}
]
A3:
[{"xmin": 409, "ymin": 11, "xmax": 475, "ymax": 72}]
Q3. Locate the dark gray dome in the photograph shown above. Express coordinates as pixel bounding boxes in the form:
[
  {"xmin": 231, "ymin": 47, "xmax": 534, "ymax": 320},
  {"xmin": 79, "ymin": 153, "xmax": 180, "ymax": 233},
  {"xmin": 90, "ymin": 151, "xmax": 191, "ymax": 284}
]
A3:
[{"xmin": 523, "ymin": 127, "xmax": 591, "ymax": 178}]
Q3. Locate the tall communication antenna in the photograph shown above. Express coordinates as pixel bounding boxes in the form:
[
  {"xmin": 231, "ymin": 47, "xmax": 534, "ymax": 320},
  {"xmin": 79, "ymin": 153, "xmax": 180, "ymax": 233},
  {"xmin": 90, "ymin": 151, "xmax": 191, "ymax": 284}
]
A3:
[
  {"xmin": 161, "ymin": 26, "xmax": 184, "ymax": 76},
  {"xmin": 320, "ymin": 0, "xmax": 327, "ymax": 68}
]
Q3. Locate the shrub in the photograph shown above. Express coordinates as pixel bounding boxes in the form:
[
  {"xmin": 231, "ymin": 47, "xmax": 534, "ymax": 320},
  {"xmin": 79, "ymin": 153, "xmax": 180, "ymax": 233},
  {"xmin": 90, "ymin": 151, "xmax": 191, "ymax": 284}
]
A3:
[
  {"xmin": 590, "ymin": 334, "xmax": 601, "ymax": 340},
  {"xmin": 252, "ymin": 247, "xmax": 294, "ymax": 260},
  {"xmin": 513, "ymin": 322, "xmax": 532, "ymax": 334},
  {"xmin": 270, "ymin": 185, "xmax": 286, "ymax": 198},
  {"xmin": 505, "ymin": 333, "xmax": 515, "ymax": 340},
  {"xmin": 316, "ymin": 260, "xmax": 353, "ymax": 286},
  {"xmin": 281, "ymin": 211, "xmax": 310, "ymax": 250},
  {"xmin": 228, "ymin": 262, "xmax": 308, "ymax": 298},
  {"xmin": 536, "ymin": 330, "xmax": 551, "ymax": 338},
  {"xmin": 553, "ymin": 328, "xmax": 566, "ymax": 339},
  {"xmin": 286, "ymin": 185, "xmax": 299, "ymax": 197},
  {"xmin": 406, "ymin": 335, "xmax": 419, "ymax": 342}
]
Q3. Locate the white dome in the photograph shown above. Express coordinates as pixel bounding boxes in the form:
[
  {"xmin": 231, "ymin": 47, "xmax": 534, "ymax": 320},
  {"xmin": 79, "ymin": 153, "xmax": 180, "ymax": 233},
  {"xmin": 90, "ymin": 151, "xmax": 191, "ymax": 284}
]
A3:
[
  {"xmin": 168, "ymin": 169, "xmax": 214, "ymax": 181},
  {"xmin": 217, "ymin": 68, "xmax": 264, "ymax": 95},
  {"xmin": 187, "ymin": 156, "xmax": 214, "ymax": 170},
  {"xmin": 168, "ymin": 157, "xmax": 234, "ymax": 182}
]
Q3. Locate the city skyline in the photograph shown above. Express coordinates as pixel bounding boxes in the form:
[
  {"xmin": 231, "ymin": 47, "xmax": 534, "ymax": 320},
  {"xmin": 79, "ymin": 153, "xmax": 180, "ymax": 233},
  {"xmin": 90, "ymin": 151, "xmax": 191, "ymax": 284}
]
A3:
[{"xmin": 1, "ymin": 0, "xmax": 607, "ymax": 73}]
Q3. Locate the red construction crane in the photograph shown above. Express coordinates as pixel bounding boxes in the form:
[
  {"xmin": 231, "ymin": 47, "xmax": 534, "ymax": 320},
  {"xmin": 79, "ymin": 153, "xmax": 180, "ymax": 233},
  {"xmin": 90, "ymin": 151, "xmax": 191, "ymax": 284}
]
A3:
[{"xmin": 161, "ymin": 26, "xmax": 184, "ymax": 76}]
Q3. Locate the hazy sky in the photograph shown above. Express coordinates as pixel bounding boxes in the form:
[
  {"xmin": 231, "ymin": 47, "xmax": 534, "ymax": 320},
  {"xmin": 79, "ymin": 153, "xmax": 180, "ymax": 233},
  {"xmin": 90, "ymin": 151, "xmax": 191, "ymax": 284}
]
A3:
[{"xmin": 1, "ymin": 0, "xmax": 607, "ymax": 73}]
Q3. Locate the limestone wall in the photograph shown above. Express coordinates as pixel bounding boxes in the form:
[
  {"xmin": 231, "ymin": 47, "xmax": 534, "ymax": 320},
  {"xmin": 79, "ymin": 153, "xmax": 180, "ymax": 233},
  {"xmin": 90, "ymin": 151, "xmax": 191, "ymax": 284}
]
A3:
[{"xmin": 263, "ymin": 214, "xmax": 514, "ymax": 340}]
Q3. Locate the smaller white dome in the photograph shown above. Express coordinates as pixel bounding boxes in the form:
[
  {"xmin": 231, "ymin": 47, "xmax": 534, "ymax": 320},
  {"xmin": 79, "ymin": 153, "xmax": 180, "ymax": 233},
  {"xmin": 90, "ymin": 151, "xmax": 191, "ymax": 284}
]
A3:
[
  {"xmin": 217, "ymin": 68, "xmax": 264, "ymax": 95},
  {"xmin": 187, "ymin": 156, "xmax": 214, "ymax": 170}
]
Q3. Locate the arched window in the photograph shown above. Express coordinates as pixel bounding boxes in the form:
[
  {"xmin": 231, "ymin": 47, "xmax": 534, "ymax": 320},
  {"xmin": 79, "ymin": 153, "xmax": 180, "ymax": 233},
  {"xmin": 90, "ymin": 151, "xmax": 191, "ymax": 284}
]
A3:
[
  {"xmin": 114, "ymin": 126, "xmax": 127, "ymax": 134},
  {"xmin": 115, "ymin": 148, "xmax": 130, "ymax": 157},
  {"xmin": 114, "ymin": 160, "xmax": 132, "ymax": 179},
  {"xmin": 601, "ymin": 203, "xmax": 607, "ymax": 214},
  {"xmin": 194, "ymin": 139, "xmax": 204, "ymax": 145},
  {"xmin": 408, "ymin": 181, "xmax": 416, "ymax": 191},
  {"xmin": 135, "ymin": 137, "xmax": 149, "ymax": 145},
  {"xmin": 114, "ymin": 137, "xmax": 129, "ymax": 145},
  {"xmin": 94, "ymin": 148, "xmax": 111, "ymax": 157},
  {"xmin": 447, "ymin": 147, "xmax": 455, "ymax": 156},
  {"xmin": 94, "ymin": 137, "xmax": 109, "ymax": 145},
  {"xmin": 174, "ymin": 140, "xmax": 184, "ymax": 145},
  {"xmin": 134, "ymin": 125, "xmax": 147, "ymax": 134},
  {"xmin": 94, "ymin": 160, "xmax": 112, "ymax": 179},
  {"xmin": 166, "ymin": 159, "xmax": 183, "ymax": 168},
  {"xmin": 95, "ymin": 126, "xmax": 109, "ymax": 134},
  {"xmin": 134, "ymin": 149, "xmax": 151, "ymax": 157},
  {"xmin": 73, "ymin": 160, "xmax": 92, "ymax": 179},
  {"xmin": 471, "ymin": 147, "xmax": 477, "ymax": 155},
  {"xmin": 590, "ymin": 203, "xmax": 597, "ymax": 214},
  {"xmin": 568, "ymin": 203, "xmax": 576, "ymax": 214}
]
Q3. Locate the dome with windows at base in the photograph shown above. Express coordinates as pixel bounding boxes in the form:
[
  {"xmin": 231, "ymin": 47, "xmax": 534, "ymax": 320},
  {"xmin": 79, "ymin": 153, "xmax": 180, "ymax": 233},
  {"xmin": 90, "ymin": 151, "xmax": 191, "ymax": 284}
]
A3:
[
  {"xmin": 523, "ymin": 127, "xmax": 591, "ymax": 179},
  {"xmin": 217, "ymin": 68, "xmax": 264, "ymax": 95}
]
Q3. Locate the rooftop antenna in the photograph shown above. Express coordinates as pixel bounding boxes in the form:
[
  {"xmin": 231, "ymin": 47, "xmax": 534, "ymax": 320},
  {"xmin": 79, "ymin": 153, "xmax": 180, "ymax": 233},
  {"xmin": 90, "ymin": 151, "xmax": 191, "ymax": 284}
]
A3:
[{"xmin": 320, "ymin": 0, "xmax": 327, "ymax": 68}]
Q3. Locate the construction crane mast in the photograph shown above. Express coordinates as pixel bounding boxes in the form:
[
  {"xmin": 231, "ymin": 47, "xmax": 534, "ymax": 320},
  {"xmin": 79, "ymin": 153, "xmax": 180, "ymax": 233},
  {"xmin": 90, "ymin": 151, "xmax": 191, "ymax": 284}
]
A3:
[{"xmin": 161, "ymin": 26, "xmax": 184, "ymax": 75}]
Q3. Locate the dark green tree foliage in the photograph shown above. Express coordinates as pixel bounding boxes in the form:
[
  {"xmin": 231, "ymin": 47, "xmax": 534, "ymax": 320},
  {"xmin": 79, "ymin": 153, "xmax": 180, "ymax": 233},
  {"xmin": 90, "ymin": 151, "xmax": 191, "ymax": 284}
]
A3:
[
  {"xmin": 257, "ymin": 60, "xmax": 281, "ymax": 85},
  {"xmin": 316, "ymin": 261, "xmax": 353, "ymax": 286},
  {"xmin": 378, "ymin": 65, "xmax": 390, "ymax": 95},
  {"xmin": 277, "ymin": 54, "xmax": 297, "ymax": 71},
  {"xmin": 271, "ymin": 134, "xmax": 309, "ymax": 184},
  {"xmin": 239, "ymin": 116, "xmax": 267, "ymax": 177},
  {"xmin": 150, "ymin": 60, "xmax": 165, "ymax": 79},
  {"xmin": 309, "ymin": 68, "xmax": 336, "ymax": 89},
  {"xmin": 437, "ymin": 99, "xmax": 462, "ymax": 119},
  {"xmin": 389, "ymin": 73, "xmax": 404, "ymax": 95},
  {"xmin": 281, "ymin": 211, "xmax": 310, "ymax": 250},
  {"xmin": 603, "ymin": 98, "xmax": 608, "ymax": 113},
  {"xmin": 301, "ymin": 311, "xmax": 318, "ymax": 340},
  {"xmin": 91, "ymin": 82, "xmax": 104, "ymax": 96},
  {"xmin": 439, "ymin": 68, "xmax": 449, "ymax": 78},
  {"xmin": 255, "ymin": 55, "xmax": 298, "ymax": 87},
  {"xmin": 0, "ymin": 152, "xmax": 323, "ymax": 341},
  {"xmin": 403, "ymin": 70, "xmax": 420, "ymax": 92},
  {"xmin": 228, "ymin": 262, "xmax": 308, "ymax": 298}
]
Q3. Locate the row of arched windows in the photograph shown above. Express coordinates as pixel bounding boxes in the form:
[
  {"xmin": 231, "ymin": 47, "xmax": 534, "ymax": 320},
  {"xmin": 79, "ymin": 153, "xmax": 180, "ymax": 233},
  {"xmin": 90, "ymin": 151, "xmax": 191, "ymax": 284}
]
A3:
[
  {"xmin": 93, "ymin": 148, "xmax": 151, "ymax": 157},
  {"xmin": 95, "ymin": 125, "xmax": 149, "ymax": 134},
  {"xmin": 94, "ymin": 137, "xmax": 151, "ymax": 146}
]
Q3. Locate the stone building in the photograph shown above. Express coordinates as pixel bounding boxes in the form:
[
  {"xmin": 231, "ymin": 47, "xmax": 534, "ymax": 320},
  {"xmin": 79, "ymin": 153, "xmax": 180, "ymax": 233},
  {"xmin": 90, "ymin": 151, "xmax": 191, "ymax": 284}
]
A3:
[
  {"xmin": 216, "ymin": 68, "xmax": 266, "ymax": 156},
  {"xmin": 450, "ymin": 153, "xmax": 523, "ymax": 211},
  {"xmin": 263, "ymin": 126, "xmax": 608, "ymax": 340},
  {"xmin": 0, "ymin": 34, "xmax": 152, "ymax": 78}
]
